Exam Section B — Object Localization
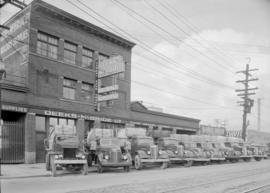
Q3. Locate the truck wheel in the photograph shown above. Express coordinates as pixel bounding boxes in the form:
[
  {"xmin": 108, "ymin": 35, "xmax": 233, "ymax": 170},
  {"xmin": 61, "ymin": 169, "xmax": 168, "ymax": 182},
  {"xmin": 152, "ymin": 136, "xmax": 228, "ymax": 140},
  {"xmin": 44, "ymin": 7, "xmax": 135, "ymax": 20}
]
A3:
[
  {"xmin": 87, "ymin": 154, "xmax": 92, "ymax": 167},
  {"xmin": 243, "ymin": 158, "xmax": 251, "ymax": 162},
  {"xmin": 97, "ymin": 161, "xmax": 104, "ymax": 173},
  {"xmin": 82, "ymin": 163, "xmax": 88, "ymax": 175},
  {"xmin": 50, "ymin": 156, "xmax": 56, "ymax": 177},
  {"xmin": 255, "ymin": 157, "xmax": 262, "ymax": 161},
  {"xmin": 134, "ymin": 155, "xmax": 142, "ymax": 170},
  {"xmin": 161, "ymin": 162, "xmax": 168, "ymax": 169},
  {"xmin": 185, "ymin": 160, "xmax": 193, "ymax": 167},
  {"xmin": 124, "ymin": 166, "xmax": 130, "ymax": 172},
  {"xmin": 45, "ymin": 153, "xmax": 51, "ymax": 171}
]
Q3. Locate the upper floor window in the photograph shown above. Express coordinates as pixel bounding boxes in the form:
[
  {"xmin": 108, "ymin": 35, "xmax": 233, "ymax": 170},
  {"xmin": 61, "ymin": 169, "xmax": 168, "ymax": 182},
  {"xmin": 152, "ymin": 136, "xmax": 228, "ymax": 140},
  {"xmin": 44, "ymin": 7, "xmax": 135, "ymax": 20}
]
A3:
[
  {"xmin": 37, "ymin": 32, "xmax": 58, "ymax": 59},
  {"xmin": 81, "ymin": 82, "xmax": 94, "ymax": 102},
  {"xmin": 82, "ymin": 48, "xmax": 93, "ymax": 69},
  {"xmin": 63, "ymin": 78, "xmax": 76, "ymax": 100},
  {"xmin": 99, "ymin": 53, "xmax": 109, "ymax": 62},
  {"xmin": 64, "ymin": 41, "xmax": 77, "ymax": 65}
]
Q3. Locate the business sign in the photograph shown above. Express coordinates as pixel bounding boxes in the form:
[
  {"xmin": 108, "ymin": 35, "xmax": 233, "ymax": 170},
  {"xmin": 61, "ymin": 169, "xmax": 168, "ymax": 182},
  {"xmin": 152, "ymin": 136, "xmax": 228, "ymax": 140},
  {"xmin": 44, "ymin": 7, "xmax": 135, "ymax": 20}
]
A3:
[
  {"xmin": 44, "ymin": 110, "xmax": 122, "ymax": 123},
  {"xmin": 98, "ymin": 93, "xmax": 119, "ymax": 102},
  {"xmin": 2, "ymin": 105, "xmax": 27, "ymax": 113},
  {"xmin": 98, "ymin": 85, "xmax": 119, "ymax": 94},
  {"xmin": 0, "ymin": 6, "xmax": 30, "ymax": 59},
  {"xmin": 94, "ymin": 52, "xmax": 100, "ymax": 111},
  {"xmin": 98, "ymin": 55, "xmax": 125, "ymax": 78}
]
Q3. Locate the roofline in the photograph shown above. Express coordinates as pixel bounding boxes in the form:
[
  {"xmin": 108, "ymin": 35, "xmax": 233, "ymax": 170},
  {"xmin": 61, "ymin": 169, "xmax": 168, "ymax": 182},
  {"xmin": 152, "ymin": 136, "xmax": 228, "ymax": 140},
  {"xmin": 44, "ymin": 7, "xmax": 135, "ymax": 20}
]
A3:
[
  {"xmin": 31, "ymin": 0, "xmax": 136, "ymax": 49},
  {"xmin": 131, "ymin": 108, "xmax": 201, "ymax": 123}
]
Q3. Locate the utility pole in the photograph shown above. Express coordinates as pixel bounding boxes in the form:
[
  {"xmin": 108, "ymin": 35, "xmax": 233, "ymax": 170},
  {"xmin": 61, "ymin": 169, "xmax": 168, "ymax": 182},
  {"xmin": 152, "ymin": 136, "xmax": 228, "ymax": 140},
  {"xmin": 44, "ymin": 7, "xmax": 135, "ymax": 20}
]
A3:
[
  {"xmin": 236, "ymin": 63, "xmax": 258, "ymax": 141},
  {"xmin": 257, "ymin": 98, "xmax": 261, "ymax": 131}
]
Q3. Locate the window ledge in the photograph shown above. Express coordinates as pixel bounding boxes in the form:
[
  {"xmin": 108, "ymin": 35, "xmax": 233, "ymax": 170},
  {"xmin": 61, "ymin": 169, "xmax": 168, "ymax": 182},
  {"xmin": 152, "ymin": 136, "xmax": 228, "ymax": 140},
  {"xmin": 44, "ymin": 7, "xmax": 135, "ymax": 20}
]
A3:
[
  {"xmin": 30, "ymin": 52, "xmax": 95, "ymax": 73},
  {"xmin": 60, "ymin": 98, "xmax": 95, "ymax": 106}
]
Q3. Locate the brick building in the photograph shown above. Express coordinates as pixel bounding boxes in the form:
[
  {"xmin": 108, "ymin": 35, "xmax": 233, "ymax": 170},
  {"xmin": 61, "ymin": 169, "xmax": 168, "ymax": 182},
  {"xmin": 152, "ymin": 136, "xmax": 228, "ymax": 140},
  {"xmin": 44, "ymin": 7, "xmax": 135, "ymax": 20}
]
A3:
[{"xmin": 0, "ymin": 0, "xmax": 200, "ymax": 164}]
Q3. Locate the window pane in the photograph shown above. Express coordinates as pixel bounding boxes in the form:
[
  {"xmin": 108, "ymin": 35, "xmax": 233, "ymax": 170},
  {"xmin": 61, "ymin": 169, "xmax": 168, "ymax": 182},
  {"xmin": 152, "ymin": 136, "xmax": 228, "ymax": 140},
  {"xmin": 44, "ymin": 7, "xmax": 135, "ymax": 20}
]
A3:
[
  {"xmin": 59, "ymin": 118, "xmax": 67, "ymax": 126},
  {"xmin": 82, "ymin": 56, "xmax": 93, "ymax": 69},
  {"xmin": 49, "ymin": 118, "xmax": 58, "ymax": 127},
  {"xmin": 48, "ymin": 45, "xmax": 57, "ymax": 59},
  {"xmin": 65, "ymin": 42, "xmax": 77, "ymax": 51},
  {"xmin": 63, "ymin": 87, "xmax": 75, "ymax": 99},
  {"xmin": 64, "ymin": 50, "xmax": 76, "ymax": 64},
  {"xmin": 67, "ymin": 119, "xmax": 75, "ymax": 126}
]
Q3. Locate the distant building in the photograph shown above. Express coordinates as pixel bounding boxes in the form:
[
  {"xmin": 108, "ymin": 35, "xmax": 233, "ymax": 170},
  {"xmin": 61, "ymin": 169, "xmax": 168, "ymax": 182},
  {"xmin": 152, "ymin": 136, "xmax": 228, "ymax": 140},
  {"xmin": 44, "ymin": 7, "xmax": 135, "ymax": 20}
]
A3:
[
  {"xmin": 247, "ymin": 130, "xmax": 270, "ymax": 145},
  {"xmin": 199, "ymin": 125, "xmax": 226, "ymax": 136}
]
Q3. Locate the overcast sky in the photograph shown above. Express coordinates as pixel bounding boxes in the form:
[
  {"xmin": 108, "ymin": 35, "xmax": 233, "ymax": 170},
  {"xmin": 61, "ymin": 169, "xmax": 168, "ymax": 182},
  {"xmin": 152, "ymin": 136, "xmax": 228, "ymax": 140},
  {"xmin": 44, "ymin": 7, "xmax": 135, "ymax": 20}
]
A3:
[{"xmin": 1, "ymin": 0, "xmax": 270, "ymax": 132}]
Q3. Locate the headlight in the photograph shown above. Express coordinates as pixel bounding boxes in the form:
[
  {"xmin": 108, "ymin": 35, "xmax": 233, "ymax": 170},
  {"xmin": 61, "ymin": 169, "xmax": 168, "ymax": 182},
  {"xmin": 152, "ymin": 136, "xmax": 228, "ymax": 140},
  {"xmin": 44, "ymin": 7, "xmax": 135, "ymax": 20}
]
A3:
[
  {"xmin": 105, "ymin": 155, "xmax": 109, "ymax": 160},
  {"xmin": 147, "ymin": 151, "xmax": 151, "ymax": 155},
  {"xmin": 158, "ymin": 150, "xmax": 162, "ymax": 155},
  {"xmin": 54, "ymin": 155, "xmax": 59, "ymax": 159},
  {"xmin": 123, "ymin": 155, "xmax": 127, "ymax": 160},
  {"xmin": 76, "ymin": 153, "xmax": 84, "ymax": 159},
  {"xmin": 175, "ymin": 151, "xmax": 178, "ymax": 154},
  {"xmin": 81, "ymin": 155, "xmax": 86, "ymax": 159}
]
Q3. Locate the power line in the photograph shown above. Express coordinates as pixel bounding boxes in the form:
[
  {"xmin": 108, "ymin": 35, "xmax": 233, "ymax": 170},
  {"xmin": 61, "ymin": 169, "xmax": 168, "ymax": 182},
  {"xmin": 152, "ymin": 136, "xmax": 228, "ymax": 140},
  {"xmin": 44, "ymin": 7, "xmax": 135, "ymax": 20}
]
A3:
[{"xmin": 72, "ymin": 0, "xmax": 235, "ymax": 90}]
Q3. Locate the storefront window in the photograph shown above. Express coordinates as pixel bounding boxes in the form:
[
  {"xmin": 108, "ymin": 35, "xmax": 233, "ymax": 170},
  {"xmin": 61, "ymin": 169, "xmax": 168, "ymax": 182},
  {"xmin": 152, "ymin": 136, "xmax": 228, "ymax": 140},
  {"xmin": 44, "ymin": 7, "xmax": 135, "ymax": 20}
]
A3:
[{"xmin": 49, "ymin": 117, "xmax": 76, "ymax": 130}]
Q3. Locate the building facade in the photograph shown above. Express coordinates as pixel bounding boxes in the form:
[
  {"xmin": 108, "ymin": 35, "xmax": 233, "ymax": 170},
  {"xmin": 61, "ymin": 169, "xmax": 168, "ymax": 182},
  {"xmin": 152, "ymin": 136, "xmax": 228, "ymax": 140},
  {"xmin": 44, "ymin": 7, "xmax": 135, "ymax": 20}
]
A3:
[{"xmin": 0, "ymin": 0, "xmax": 200, "ymax": 164}]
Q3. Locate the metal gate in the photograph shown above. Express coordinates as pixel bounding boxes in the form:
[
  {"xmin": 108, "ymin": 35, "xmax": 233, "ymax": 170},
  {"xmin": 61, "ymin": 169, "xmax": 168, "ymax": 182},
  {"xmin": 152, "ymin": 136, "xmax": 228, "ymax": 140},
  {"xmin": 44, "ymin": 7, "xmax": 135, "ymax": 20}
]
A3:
[{"xmin": 0, "ymin": 121, "xmax": 25, "ymax": 163}]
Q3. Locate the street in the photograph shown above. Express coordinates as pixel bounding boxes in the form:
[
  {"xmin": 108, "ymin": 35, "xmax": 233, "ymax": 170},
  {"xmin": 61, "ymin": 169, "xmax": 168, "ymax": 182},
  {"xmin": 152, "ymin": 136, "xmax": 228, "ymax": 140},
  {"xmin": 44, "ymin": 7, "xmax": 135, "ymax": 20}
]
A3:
[{"xmin": 2, "ymin": 159, "xmax": 270, "ymax": 193}]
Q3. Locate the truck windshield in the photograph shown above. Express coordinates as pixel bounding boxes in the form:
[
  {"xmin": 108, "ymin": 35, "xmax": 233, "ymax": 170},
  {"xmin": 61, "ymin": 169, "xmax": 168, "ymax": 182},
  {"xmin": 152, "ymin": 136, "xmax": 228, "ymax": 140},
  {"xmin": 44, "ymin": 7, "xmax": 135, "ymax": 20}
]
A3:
[
  {"xmin": 137, "ymin": 138, "xmax": 154, "ymax": 145},
  {"xmin": 100, "ymin": 138, "xmax": 120, "ymax": 147},
  {"xmin": 185, "ymin": 143, "xmax": 196, "ymax": 148},
  {"xmin": 164, "ymin": 139, "xmax": 178, "ymax": 146}
]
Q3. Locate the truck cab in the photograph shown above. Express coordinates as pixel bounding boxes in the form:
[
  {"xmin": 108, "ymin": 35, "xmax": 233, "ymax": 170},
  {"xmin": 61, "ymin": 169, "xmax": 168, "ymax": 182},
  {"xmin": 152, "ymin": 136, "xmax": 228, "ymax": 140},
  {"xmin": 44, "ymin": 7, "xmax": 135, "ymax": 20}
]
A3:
[
  {"xmin": 86, "ymin": 128, "xmax": 132, "ymax": 173},
  {"xmin": 44, "ymin": 125, "xmax": 88, "ymax": 177}
]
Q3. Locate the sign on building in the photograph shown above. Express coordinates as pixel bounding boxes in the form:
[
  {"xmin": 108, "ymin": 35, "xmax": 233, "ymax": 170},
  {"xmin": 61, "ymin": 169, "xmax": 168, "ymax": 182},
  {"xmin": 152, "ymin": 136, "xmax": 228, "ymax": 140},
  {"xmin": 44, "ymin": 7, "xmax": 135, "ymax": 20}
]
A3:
[{"xmin": 98, "ymin": 55, "xmax": 125, "ymax": 78}]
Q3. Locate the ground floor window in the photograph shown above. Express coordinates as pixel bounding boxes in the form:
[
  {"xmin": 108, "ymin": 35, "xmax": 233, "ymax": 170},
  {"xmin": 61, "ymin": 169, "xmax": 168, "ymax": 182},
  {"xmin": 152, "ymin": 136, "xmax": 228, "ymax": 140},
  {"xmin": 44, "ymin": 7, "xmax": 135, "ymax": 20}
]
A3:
[
  {"xmin": 49, "ymin": 117, "xmax": 76, "ymax": 133},
  {"xmin": 100, "ymin": 122, "xmax": 125, "ymax": 129}
]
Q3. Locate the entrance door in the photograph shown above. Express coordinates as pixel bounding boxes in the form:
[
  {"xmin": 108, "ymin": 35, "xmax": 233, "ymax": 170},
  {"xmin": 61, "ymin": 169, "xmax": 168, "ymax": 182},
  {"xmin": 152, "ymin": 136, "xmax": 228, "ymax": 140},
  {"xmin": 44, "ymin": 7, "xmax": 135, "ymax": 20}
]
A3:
[
  {"xmin": 1, "ymin": 121, "xmax": 25, "ymax": 163},
  {"xmin": 35, "ymin": 116, "xmax": 46, "ymax": 163}
]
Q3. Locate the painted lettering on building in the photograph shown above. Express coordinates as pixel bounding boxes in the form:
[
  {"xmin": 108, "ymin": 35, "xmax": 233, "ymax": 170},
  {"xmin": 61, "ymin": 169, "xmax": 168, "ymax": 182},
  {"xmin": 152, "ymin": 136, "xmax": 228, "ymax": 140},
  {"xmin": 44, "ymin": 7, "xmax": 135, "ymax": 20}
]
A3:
[
  {"xmin": 44, "ymin": 110, "xmax": 122, "ymax": 123},
  {"xmin": 2, "ymin": 105, "xmax": 27, "ymax": 113}
]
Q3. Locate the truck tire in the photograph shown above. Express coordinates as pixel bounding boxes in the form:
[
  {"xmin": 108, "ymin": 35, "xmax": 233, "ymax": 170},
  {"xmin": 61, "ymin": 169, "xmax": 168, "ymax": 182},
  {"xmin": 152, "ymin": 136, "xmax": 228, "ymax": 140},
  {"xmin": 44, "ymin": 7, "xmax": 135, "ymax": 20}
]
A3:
[
  {"xmin": 161, "ymin": 162, "xmax": 168, "ymax": 169},
  {"xmin": 134, "ymin": 155, "xmax": 142, "ymax": 170},
  {"xmin": 124, "ymin": 166, "xmax": 130, "ymax": 172},
  {"xmin": 255, "ymin": 157, "xmax": 262, "ymax": 161},
  {"xmin": 50, "ymin": 156, "xmax": 56, "ymax": 177},
  {"xmin": 87, "ymin": 154, "xmax": 92, "ymax": 167},
  {"xmin": 97, "ymin": 160, "xmax": 104, "ymax": 173},
  {"xmin": 82, "ymin": 163, "xmax": 88, "ymax": 175},
  {"xmin": 45, "ymin": 153, "xmax": 51, "ymax": 171}
]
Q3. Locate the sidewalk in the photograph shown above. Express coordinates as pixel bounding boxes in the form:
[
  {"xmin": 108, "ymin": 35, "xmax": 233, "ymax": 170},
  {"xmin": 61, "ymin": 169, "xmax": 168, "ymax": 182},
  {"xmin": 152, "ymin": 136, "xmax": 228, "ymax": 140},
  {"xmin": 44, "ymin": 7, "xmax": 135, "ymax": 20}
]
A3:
[{"xmin": 0, "ymin": 163, "xmax": 51, "ymax": 179}]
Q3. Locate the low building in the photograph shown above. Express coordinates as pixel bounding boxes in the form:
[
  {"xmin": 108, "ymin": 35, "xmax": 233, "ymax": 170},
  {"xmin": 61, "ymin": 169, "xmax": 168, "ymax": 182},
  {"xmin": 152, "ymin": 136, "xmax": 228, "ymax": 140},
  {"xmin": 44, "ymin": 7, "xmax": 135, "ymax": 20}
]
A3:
[
  {"xmin": 0, "ymin": 0, "xmax": 200, "ymax": 164},
  {"xmin": 199, "ymin": 125, "xmax": 226, "ymax": 136}
]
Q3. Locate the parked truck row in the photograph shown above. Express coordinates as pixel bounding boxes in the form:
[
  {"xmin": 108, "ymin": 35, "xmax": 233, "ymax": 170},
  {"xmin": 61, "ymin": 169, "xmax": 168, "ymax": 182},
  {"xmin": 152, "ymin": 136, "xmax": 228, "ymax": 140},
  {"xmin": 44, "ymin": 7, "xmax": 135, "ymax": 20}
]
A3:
[{"xmin": 44, "ymin": 126, "xmax": 268, "ymax": 176}]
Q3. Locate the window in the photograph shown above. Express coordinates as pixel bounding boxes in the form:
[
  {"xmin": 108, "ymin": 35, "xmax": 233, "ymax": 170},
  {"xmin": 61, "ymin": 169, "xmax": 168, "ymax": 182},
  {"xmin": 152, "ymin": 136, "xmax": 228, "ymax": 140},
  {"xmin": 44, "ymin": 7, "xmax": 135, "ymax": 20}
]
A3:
[
  {"xmin": 64, "ymin": 41, "xmax": 77, "ymax": 65},
  {"xmin": 63, "ymin": 78, "xmax": 76, "ymax": 100},
  {"xmin": 81, "ymin": 82, "xmax": 94, "ymax": 102},
  {"xmin": 82, "ymin": 48, "xmax": 93, "ymax": 69},
  {"xmin": 49, "ymin": 117, "xmax": 76, "ymax": 134},
  {"xmin": 99, "ymin": 53, "xmax": 109, "ymax": 62},
  {"xmin": 37, "ymin": 32, "xmax": 58, "ymax": 59}
]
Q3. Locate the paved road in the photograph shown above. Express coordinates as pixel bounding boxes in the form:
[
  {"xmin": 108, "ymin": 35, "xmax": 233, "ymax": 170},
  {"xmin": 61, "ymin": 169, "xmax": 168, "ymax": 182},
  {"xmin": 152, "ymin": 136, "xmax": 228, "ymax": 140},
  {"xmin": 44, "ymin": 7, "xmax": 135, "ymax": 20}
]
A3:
[{"xmin": 2, "ymin": 160, "xmax": 270, "ymax": 193}]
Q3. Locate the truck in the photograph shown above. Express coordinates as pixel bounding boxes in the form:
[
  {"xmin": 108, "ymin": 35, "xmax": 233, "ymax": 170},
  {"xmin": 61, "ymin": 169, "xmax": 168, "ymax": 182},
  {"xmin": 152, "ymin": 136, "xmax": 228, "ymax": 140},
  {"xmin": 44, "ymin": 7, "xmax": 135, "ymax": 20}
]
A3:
[
  {"xmin": 249, "ymin": 144, "xmax": 267, "ymax": 161},
  {"xmin": 85, "ymin": 128, "xmax": 132, "ymax": 173},
  {"xmin": 117, "ymin": 127, "xmax": 169, "ymax": 170},
  {"xmin": 171, "ymin": 134, "xmax": 211, "ymax": 165},
  {"xmin": 44, "ymin": 125, "xmax": 88, "ymax": 177},
  {"xmin": 199, "ymin": 135, "xmax": 225, "ymax": 162}
]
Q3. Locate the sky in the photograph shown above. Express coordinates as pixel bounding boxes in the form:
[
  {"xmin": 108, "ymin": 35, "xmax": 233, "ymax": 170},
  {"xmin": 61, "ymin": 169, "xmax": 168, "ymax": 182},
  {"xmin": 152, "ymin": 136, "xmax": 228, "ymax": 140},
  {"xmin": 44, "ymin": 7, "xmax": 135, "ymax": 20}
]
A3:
[{"xmin": 1, "ymin": 0, "xmax": 270, "ymax": 132}]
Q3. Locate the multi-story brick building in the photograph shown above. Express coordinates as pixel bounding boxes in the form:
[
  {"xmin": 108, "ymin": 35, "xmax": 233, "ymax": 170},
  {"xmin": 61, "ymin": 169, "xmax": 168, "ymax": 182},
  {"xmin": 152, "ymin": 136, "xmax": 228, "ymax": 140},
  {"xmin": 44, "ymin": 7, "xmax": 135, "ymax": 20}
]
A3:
[{"xmin": 0, "ymin": 0, "xmax": 200, "ymax": 164}]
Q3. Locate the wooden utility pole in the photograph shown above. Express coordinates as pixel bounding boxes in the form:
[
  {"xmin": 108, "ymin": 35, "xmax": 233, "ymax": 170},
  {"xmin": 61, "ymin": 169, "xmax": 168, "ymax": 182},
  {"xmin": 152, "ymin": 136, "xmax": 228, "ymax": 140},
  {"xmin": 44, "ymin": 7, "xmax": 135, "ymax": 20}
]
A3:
[{"xmin": 236, "ymin": 64, "xmax": 258, "ymax": 141}]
